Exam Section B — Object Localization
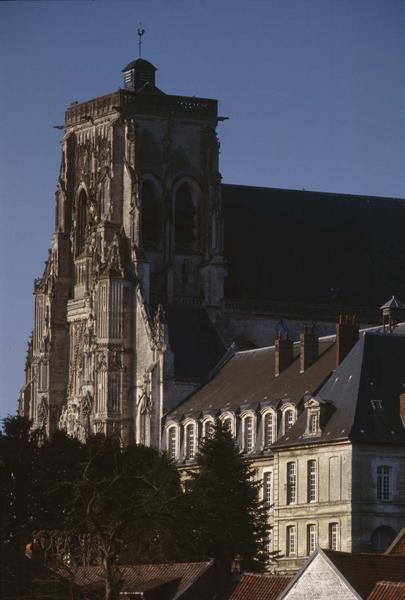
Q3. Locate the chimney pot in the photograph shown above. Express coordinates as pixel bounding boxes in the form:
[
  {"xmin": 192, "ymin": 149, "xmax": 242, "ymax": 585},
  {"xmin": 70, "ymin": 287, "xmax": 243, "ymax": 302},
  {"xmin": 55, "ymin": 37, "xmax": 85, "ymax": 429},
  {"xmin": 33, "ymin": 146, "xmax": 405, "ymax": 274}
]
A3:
[
  {"xmin": 275, "ymin": 334, "xmax": 294, "ymax": 377},
  {"xmin": 336, "ymin": 314, "xmax": 359, "ymax": 366},
  {"xmin": 300, "ymin": 327, "xmax": 319, "ymax": 372}
]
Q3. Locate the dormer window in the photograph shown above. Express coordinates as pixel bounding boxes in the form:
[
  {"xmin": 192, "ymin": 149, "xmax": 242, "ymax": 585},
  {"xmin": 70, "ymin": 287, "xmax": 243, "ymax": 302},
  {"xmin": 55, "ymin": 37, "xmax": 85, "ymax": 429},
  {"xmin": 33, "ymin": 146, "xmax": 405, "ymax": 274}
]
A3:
[
  {"xmin": 309, "ymin": 412, "xmax": 319, "ymax": 434},
  {"xmin": 304, "ymin": 397, "xmax": 328, "ymax": 438},
  {"xmin": 242, "ymin": 414, "xmax": 255, "ymax": 453},
  {"xmin": 262, "ymin": 410, "xmax": 276, "ymax": 449},
  {"xmin": 282, "ymin": 407, "xmax": 296, "ymax": 435}
]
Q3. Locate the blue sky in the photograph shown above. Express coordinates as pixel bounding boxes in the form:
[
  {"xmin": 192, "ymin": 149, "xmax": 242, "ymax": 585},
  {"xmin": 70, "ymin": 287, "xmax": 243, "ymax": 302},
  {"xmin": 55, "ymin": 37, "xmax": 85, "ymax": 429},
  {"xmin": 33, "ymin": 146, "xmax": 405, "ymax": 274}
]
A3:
[{"xmin": 1, "ymin": 0, "xmax": 405, "ymax": 419}]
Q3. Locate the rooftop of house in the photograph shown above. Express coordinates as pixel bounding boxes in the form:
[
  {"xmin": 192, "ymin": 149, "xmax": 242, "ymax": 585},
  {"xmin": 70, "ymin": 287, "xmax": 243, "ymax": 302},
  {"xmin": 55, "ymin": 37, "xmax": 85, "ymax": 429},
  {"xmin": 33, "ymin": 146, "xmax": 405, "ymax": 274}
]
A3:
[
  {"xmin": 228, "ymin": 573, "xmax": 292, "ymax": 600},
  {"xmin": 274, "ymin": 326, "xmax": 405, "ymax": 448},
  {"xmin": 368, "ymin": 580, "xmax": 405, "ymax": 600},
  {"xmin": 277, "ymin": 548, "xmax": 405, "ymax": 600},
  {"xmin": 166, "ymin": 337, "xmax": 335, "ymax": 420},
  {"xmin": 57, "ymin": 560, "xmax": 214, "ymax": 598}
]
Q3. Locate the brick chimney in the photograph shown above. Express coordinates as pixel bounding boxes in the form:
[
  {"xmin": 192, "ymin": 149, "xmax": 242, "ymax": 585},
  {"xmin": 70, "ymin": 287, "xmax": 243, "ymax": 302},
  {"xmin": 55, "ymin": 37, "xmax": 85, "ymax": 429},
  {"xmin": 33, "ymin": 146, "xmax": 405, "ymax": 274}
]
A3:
[
  {"xmin": 336, "ymin": 314, "xmax": 359, "ymax": 366},
  {"xmin": 275, "ymin": 333, "xmax": 294, "ymax": 377},
  {"xmin": 300, "ymin": 326, "xmax": 319, "ymax": 372}
]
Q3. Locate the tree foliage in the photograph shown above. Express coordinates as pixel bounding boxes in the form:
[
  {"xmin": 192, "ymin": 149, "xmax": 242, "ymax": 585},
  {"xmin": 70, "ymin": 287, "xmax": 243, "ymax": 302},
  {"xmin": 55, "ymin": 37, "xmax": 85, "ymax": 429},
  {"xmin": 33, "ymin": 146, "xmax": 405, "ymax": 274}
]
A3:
[{"xmin": 185, "ymin": 420, "xmax": 270, "ymax": 573}]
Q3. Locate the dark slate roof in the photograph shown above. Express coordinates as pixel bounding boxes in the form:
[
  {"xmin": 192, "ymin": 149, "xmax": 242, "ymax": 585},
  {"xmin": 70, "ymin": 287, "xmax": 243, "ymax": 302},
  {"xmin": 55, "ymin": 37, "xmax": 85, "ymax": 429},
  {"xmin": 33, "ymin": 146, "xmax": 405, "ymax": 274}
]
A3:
[
  {"xmin": 222, "ymin": 184, "xmax": 405, "ymax": 308},
  {"xmin": 228, "ymin": 573, "xmax": 292, "ymax": 600},
  {"xmin": 166, "ymin": 338, "xmax": 335, "ymax": 420},
  {"xmin": 380, "ymin": 295, "xmax": 405, "ymax": 309},
  {"xmin": 122, "ymin": 58, "xmax": 157, "ymax": 72},
  {"xmin": 166, "ymin": 306, "xmax": 227, "ymax": 382},
  {"xmin": 273, "ymin": 328, "xmax": 405, "ymax": 448},
  {"xmin": 322, "ymin": 549, "xmax": 405, "ymax": 600}
]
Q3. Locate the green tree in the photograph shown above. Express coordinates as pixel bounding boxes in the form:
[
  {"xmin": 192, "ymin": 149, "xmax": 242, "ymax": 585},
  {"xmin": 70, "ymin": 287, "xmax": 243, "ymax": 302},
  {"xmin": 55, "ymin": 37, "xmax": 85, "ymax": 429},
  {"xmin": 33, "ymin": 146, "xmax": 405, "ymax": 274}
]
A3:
[{"xmin": 185, "ymin": 420, "xmax": 270, "ymax": 574}]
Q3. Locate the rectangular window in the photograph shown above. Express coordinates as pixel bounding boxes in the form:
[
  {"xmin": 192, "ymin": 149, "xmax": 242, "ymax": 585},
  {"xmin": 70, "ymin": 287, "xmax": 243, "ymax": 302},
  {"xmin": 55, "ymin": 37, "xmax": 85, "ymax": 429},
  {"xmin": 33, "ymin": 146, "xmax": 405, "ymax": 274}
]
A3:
[
  {"xmin": 307, "ymin": 524, "xmax": 316, "ymax": 555},
  {"xmin": 267, "ymin": 527, "xmax": 273, "ymax": 555},
  {"xmin": 168, "ymin": 427, "xmax": 177, "ymax": 460},
  {"xmin": 263, "ymin": 412, "xmax": 274, "ymax": 448},
  {"xmin": 309, "ymin": 413, "xmax": 319, "ymax": 433},
  {"xmin": 185, "ymin": 424, "xmax": 195, "ymax": 460},
  {"xmin": 377, "ymin": 466, "xmax": 391, "ymax": 501},
  {"xmin": 287, "ymin": 525, "xmax": 296, "ymax": 556},
  {"xmin": 287, "ymin": 462, "xmax": 297, "ymax": 504},
  {"xmin": 307, "ymin": 460, "xmax": 317, "ymax": 503},
  {"xmin": 263, "ymin": 471, "xmax": 272, "ymax": 508},
  {"xmin": 244, "ymin": 416, "xmax": 254, "ymax": 452},
  {"xmin": 329, "ymin": 523, "xmax": 339, "ymax": 550}
]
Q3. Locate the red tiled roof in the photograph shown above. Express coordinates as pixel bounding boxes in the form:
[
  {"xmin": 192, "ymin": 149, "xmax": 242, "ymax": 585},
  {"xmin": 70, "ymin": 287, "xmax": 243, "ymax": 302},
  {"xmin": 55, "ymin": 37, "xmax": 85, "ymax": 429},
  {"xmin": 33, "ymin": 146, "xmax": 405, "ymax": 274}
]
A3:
[
  {"xmin": 58, "ymin": 561, "xmax": 212, "ymax": 597},
  {"xmin": 228, "ymin": 573, "xmax": 292, "ymax": 600},
  {"xmin": 323, "ymin": 550, "xmax": 405, "ymax": 599},
  {"xmin": 368, "ymin": 581, "xmax": 405, "ymax": 600}
]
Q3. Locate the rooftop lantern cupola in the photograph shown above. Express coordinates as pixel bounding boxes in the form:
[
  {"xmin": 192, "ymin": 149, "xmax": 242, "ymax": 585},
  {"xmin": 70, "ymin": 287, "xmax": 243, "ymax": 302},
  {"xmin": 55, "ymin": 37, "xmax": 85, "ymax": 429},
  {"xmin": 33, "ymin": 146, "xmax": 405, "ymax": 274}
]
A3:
[
  {"xmin": 122, "ymin": 58, "xmax": 157, "ymax": 92},
  {"xmin": 380, "ymin": 295, "xmax": 405, "ymax": 333}
]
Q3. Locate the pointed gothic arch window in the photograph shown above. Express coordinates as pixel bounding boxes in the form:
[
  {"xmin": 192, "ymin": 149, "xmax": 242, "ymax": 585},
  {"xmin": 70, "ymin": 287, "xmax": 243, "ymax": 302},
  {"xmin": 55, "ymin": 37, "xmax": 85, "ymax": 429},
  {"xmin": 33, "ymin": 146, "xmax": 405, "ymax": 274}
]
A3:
[
  {"xmin": 141, "ymin": 180, "xmax": 162, "ymax": 249},
  {"xmin": 139, "ymin": 400, "xmax": 151, "ymax": 446},
  {"xmin": 76, "ymin": 190, "xmax": 88, "ymax": 255},
  {"xmin": 175, "ymin": 182, "xmax": 197, "ymax": 251}
]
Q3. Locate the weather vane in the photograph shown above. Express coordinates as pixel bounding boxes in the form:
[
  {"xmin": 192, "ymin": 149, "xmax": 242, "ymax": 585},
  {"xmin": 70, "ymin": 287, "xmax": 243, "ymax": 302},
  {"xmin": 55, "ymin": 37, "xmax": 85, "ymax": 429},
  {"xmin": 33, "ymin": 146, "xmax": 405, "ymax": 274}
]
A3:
[{"xmin": 137, "ymin": 23, "xmax": 145, "ymax": 57}]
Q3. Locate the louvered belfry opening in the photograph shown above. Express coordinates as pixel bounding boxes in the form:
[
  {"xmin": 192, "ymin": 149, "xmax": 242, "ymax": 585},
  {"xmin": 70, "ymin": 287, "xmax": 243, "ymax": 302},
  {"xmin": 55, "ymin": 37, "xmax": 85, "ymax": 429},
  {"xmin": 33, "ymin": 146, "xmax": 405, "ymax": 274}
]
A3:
[
  {"xmin": 175, "ymin": 183, "xmax": 197, "ymax": 251},
  {"xmin": 76, "ymin": 190, "xmax": 88, "ymax": 255},
  {"xmin": 141, "ymin": 181, "xmax": 162, "ymax": 249}
]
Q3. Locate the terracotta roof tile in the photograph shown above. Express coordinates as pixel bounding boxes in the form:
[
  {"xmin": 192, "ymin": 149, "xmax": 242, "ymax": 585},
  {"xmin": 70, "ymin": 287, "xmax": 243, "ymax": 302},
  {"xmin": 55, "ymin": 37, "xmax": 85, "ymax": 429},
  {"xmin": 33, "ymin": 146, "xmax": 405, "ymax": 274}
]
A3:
[
  {"xmin": 228, "ymin": 573, "xmax": 292, "ymax": 600},
  {"xmin": 58, "ymin": 561, "xmax": 212, "ymax": 597},
  {"xmin": 368, "ymin": 581, "xmax": 405, "ymax": 600}
]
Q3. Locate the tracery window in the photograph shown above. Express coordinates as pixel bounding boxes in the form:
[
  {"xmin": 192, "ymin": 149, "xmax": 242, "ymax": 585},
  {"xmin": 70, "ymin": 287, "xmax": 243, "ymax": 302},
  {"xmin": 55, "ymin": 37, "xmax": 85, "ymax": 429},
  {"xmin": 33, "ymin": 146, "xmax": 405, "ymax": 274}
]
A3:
[
  {"xmin": 185, "ymin": 423, "xmax": 196, "ymax": 460},
  {"xmin": 175, "ymin": 183, "xmax": 197, "ymax": 251},
  {"xmin": 76, "ymin": 189, "xmax": 88, "ymax": 255},
  {"xmin": 141, "ymin": 181, "xmax": 162, "ymax": 249}
]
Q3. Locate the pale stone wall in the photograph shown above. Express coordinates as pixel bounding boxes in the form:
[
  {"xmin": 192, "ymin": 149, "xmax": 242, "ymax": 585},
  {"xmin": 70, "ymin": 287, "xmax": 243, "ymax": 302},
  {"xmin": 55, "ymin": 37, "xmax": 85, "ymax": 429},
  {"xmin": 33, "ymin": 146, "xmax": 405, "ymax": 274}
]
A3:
[
  {"xmin": 274, "ymin": 443, "xmax": 352, "ymax": 572},
  {"xmin": 351, "ymin": 445, "xmax": 405, "ymax": 552},
  {"xmin": 282, "ymin": 552, "xmax": 358, "ymax": 600}
]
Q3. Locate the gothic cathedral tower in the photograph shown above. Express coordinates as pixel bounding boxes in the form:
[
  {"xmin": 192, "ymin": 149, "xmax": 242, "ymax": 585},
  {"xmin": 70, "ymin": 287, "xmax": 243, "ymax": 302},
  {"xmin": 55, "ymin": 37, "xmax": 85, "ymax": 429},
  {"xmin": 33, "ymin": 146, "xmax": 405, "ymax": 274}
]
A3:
[{"xmin": 20, "ymin": 58, "xmax": 226, "ymax": 445}]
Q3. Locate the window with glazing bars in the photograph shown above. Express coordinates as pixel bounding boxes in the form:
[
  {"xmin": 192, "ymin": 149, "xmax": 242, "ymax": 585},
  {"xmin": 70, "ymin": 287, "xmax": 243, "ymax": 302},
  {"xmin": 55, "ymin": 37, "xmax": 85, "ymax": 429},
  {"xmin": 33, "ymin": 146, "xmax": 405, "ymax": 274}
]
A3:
[
  {"xmin": 263, "ymin": 471, "xmax": 272, "ymax": 508},
  {"xmin": 263, "ymin": 412, "xmax": 274, "ymax": 448},
  {"xmin": 309, "ymin": 412, "xmax": 319, "ymax": 433},
  {"xmin": 287, "ymin": 462, "xmax": 297, "ymax": 504},
  {"xmin": 287, "ymin": 526, "xmax": 296, "ymax": 556},
  {"xmin": 377, "ymin": 465, "xmax": 391, "ymax": 501},
  {"xmin": 329, "ymin": 523, "xmax": 339, "ymax": 550},
  {"xmin": 223, "ymin": 417, "xmax": 232, "ymax": 433},
  {"xmin": 307, "ymin": 524, "xmax": 316, "ymax": 554},
  {"xmin": 244, "ymin": 416, "xmax": 254, "ymax": 452},
  {"xmin": 307, "ymin": 460, "xmax": 317, "ymax": 502},
  {"xmin": 185, "ymin": 424, "xmax": 195, "ymax": 460},
  {"xmin": 204, "ymin": 420, "xmax": 214, "ymax": 438},
  {"xmin": 168, "ymin": 427, "xmax": 176, "ymax": 460},
  {"xmin": 285, "ymin": 409, "xmax": 295, "ymax": 432}
]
